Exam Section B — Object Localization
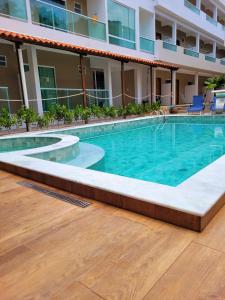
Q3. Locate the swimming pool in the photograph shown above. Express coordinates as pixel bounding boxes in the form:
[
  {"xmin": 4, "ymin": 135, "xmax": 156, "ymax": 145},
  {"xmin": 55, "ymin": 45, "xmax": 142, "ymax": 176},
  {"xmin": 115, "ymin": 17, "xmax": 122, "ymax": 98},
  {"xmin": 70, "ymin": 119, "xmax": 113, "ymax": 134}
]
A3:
[
  {"xmin": 0, "ymin": 115, "xmax": 225, "ymax": 231},
  {"xmin": 54, "ymin": 116, "xmax": 225, "ymax": 187}
]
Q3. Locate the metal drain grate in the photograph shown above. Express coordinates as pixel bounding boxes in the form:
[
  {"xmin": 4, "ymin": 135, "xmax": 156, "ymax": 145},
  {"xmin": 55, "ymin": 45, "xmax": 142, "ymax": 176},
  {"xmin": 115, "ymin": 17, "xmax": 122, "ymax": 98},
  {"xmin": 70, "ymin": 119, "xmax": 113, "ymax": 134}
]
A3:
[{"xmin": 18, "ymin": 181, "xmax": 91, "ymax": 208}]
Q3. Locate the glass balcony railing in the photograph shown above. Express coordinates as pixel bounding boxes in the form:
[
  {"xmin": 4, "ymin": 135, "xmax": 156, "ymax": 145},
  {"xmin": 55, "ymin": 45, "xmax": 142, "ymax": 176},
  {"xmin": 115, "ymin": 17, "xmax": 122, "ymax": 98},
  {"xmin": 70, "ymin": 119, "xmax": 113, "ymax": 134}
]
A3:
[
  {"xmin": 220, "ymin": 59, "xmax": 225, "ymax": 65},
  {"xmin": 184, "ymin": 48, "xmax": 199, "ymax": 58},
  {"xmin": 40, "ymin": 88, "xmax": 110, "ymax": 111},
  {"xmin": 140, "ymin": 37, "xmax": 155, "ymax": 54},
  {"xmin": 30, "ymin": 0, "xmax": 106, "ymax": 41},
  {"xmin": 0, "ymin": 0, "xmax": 27, "ymax": 21},
  {"xmin": 205, "ymin": 55, "xmax": 216, "ymax": 62},
  {"xmin": 206, "ymin": 15, "xmax": 217, "ymax": 26},
  {"xmin": 163, "ymin": 41, "xmax": 177, "ymax": 52},
  {"xmin": 184, "ymin": 0, "xmax": 200, "ymax": 15}
]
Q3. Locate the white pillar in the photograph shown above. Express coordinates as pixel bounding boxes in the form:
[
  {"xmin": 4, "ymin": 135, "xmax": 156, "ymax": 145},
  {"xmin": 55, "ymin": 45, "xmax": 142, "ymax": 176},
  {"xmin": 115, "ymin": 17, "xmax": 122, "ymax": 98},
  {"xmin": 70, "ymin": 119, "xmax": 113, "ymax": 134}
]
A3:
[
  {"xmin": 25, "ymin": 0, "xmax": 32, "ymax": 22},
  {"xmin": 17, "ymin": 46, "xmax": 29, "ymax": 108},
  {"xmin": 196, "ymin": 0, "xmax": 201, "ymax": 9},
  {"xmin": 105, "ymin": 61, "xmax": 113, "ymax": 106},
  {"xmin": 172, "ymin": 70, "xmax": 176, "ymax": 106},
  {"xmin": 135, "ymin": 67, "xmax": 142, "ymax": 104},
  {"xmin": 27, "ymin": 46, "xmax": 43, "ymax": 114},
  {"xmin": 172, "ymin": 22, "xmax": 177, "ymax": 45},
  {"xmin": 195, "ymin": 73, "xmax": 199, "ymax": 96},
  {"xmin": 213, "ymin": 41, "xmax": 217, "ymax": 58},
  {"xmin": 213, "ymin": 6, "xmax": 218, "ymax": 21},
  {"xmin": 196, "ymin": 32, "xmax": 200, "ymax": 53},
  {"xmin": 136, "ymin": 7, "xmax": 140, "ymax": 50}
]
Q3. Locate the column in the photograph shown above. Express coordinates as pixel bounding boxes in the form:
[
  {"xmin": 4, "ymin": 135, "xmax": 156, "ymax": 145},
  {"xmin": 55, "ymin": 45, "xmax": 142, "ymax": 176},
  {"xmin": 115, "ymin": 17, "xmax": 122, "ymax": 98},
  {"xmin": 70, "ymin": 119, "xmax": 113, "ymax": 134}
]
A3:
[
  {"xmin": 26, "ymin": 45, "xmax": 43, "ymax": 115},
  {"xmin": 213, "ymin": 6, "xmax": 218, "ymax": 21},
  {"xmin": 105, "ymin": 62, "xmax": 113, "ymax": 106},
  {"xmin": 196, "ymin": 0, "xmax": 201, "ymax": 9},
  {"xmin": 171, "ymin": 70, "xmax": 176, "ymax": 106},
  {"xmin": 135, "ymin": 67, "xmax": 142, "ymax": 104},
  {"xmin": 195, "ymin": 73, "xmax": 199, "ymax": 96},
  {"xmin": 213, "ymin": 41, "xmax": 217, "ymax": 58},
  {"xmin": 25, "ymin": 0, "xmax": 32, "ymax": 22},
  {"xmin": 196, "ymin": 32, "xmax": 200, "ymax": 53},
  {"xmin": 136, "ymin": 8, "xmax": 140, "ymax": 51},
  {"xmin": 16, "ymin": 43, "xmax": 29, "ymax": 108},
  {"xmin": 172, "ymin": 22, "xmax": 177, "ymax": 45}
]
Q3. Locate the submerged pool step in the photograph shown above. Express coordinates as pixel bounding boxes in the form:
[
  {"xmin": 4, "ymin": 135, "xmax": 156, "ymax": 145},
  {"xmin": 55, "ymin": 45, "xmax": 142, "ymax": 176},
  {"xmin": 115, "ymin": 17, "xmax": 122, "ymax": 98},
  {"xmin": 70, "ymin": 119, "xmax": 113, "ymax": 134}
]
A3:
[{"xmin": 17, "ymin": 181, "xmax": 91, "ymax": 208}]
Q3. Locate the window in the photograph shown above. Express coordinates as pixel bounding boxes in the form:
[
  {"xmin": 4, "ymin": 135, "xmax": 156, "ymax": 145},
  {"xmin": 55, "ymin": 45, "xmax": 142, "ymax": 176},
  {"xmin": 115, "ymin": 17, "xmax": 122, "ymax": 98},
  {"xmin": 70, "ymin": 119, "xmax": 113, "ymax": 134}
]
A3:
[
  {"xmin": 24, "ymin": 64, "xmax": 29, "ymax": 72},
  {"xmin": 74, "ymin": 2, "xmax": 82, "ymax": 14},
  {"xmin": 0, "ymin": 56, "xmax": 7, "ymax": 67},
  {"xmin": 108, "ymin": 0, "xmax": 136, "ymax": 49}
]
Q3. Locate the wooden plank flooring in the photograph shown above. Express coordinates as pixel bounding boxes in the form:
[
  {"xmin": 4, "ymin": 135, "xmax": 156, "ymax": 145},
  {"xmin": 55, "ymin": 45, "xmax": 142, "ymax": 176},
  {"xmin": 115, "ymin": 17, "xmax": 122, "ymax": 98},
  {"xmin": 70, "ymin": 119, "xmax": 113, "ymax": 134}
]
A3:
[{"xmin": 0, "ymin": 170, "xmax": 225, "ymax": 300}]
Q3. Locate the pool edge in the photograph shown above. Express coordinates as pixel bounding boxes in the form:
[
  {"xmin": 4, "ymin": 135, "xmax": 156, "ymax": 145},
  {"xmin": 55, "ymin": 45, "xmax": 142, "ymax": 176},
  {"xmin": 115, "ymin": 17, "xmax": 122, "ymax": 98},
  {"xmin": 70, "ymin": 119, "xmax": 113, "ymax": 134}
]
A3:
[{"xmin": 1, "ymin": 159, "xmax": 224, "ymax": 232}]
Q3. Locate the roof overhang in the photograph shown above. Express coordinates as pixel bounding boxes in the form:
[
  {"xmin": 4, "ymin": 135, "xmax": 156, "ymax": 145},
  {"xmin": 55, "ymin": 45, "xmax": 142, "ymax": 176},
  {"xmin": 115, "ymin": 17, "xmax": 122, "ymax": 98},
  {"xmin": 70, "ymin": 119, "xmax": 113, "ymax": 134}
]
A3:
[{"xmin": 0, "ymin": 29, "xmax": 179, "ymax": 71}]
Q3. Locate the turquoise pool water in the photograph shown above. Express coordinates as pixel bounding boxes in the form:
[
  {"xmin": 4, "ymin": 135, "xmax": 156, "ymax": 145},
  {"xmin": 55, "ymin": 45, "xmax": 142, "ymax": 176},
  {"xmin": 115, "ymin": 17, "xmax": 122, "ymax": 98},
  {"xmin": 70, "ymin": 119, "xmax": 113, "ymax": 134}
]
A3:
[
  {"xmin": 75, "ymin": 119, "xmax": 225, "ymax": 186},
  {"xmin": 0, "ymin": 136, "xmax": 60, "ymax": 153}
]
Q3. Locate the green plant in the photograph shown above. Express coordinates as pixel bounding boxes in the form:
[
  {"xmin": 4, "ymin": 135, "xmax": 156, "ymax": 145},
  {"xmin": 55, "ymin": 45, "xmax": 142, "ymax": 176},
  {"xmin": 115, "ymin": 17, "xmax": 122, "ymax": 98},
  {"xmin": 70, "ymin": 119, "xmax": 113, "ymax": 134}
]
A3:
[
  {"xmin": 64, "ymin": 110, "xmax": 74, "ymax": 124},
  {"xmin": 117, "ymin": 106, "xmax": 127, "ymax": 118},
  {"xmin": 37, "ymin": 113, "xmax": 52, "ymax": 129},
  {"xmin": 17, "ymin": 106, "xmax": 37, "ymax": 132},
  {"xmin": 108, "ymin": 106, "xmax": 118, "ymax": 118},
  {"xmin": 80, "ymin": 107, "xmax": 92, "ymax": 124},
  {"xmin": 204, "ymin": 76, "xmax": 225, "ymax": 90},
  {"xmin": 51, "ymin": 104, "xmax": 67, "ymax": 123},
  {"xmin": 74, "ymin": 105, "xmax": 83, "ymax": 121},
  {"xmin": 91, "ymin": 105, "xmax": 103, "ymax": 119},
  {"xmin": 0, "ymin": 107, "xmax": 17, "ymax": 131}
]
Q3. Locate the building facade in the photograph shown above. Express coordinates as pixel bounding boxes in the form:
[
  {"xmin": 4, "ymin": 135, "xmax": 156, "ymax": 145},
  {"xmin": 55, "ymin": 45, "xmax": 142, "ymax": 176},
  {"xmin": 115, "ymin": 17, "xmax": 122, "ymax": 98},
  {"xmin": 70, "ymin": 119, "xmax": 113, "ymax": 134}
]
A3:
[{"xmin": 0, "ymin": 0, "xmax": 225, "ymax": 113}]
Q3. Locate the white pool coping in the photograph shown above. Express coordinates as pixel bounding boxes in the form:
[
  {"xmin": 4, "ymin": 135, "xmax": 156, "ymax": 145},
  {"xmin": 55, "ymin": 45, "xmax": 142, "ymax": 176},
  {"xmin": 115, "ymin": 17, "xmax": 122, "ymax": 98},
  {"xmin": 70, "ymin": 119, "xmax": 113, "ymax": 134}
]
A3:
[{"xmin": 0, "ymin": 115, "xmax": 225, "ymax": 218}]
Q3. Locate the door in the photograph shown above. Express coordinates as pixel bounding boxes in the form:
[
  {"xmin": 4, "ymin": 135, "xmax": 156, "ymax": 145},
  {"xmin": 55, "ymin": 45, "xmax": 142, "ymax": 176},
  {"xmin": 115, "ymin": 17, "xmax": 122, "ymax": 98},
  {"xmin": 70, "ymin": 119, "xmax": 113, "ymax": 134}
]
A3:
[
  {"xmin": 38, "ymin": 66, "xmax": 57, "ymax": 111},
  {"xmin": 92, "ymin": 70, "xmax": 106, "ymax": 106}
]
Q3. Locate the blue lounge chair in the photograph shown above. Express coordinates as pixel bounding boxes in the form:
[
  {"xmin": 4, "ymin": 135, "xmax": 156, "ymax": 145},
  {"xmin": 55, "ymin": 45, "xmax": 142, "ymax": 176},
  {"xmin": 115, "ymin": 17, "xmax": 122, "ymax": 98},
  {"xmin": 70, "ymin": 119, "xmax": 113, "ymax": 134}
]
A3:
[{"xmin": 187, "ymin": 95, "xmax": 205, "ymax": 114}]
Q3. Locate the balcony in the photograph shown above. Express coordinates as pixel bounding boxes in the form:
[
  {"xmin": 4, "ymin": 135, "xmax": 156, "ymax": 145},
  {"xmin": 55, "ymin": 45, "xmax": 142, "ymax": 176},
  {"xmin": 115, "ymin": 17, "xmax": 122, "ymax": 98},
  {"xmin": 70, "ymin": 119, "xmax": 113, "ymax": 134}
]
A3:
[
  {"xmin": 40, "ymin": 88, "xmax": 110, "ymax": 111},
  {"xmin": 140, "ymin": 37, "xmax": 155, "ymax": 54},
  {"xmin": 206, "ymin": 15, "xmax": 217, "ymax": 26},
  {"xmin": 163, "ymin": 41, "xmax": 177, "ymax": 52},
  {"xmin": 184, "ymin": 48, "xmax": 199, "ymax": 58},
  {"xmin": 205, "ymin": 55, "xmax": 216, "ymax": 62},
  {"xmin": 0, "ymin": 0, "xmax": 27, "ymax": 21},
  {"xmin": 30, "ymin": 0, "xmax": 106, "ymax": 41},
  {"xmin": 184, "ymin": 0, "xmax": 200, "ymax": 15}
]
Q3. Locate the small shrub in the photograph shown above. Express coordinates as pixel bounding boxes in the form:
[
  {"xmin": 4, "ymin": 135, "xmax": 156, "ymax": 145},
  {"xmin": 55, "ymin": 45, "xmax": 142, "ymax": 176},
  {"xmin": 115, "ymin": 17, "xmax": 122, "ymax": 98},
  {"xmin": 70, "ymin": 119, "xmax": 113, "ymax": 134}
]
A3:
[
  {"xmin": 0, "ymin": 108, "xmax": 17, "ymax": 131},
  {"xmin": 64, "ymin": 110, "xmax": 74, "ymax": 124},
  {"xmin": 91, "ymin": 105, "xmax": 103, "ymax": 119},
  {"xmin": 74, "ymin": 105, "xmax": 83, "ymax": 121},
  {"xmin": 80, "ymin": 107, "xmax": 92, "ymax": 124},
  {"xmin": 17, "ymin": 106, "xmax": 37, "ymax": 132},
  {"xmin": 37, "ymin": 113, "xmax": 52, "ymax": 129}
]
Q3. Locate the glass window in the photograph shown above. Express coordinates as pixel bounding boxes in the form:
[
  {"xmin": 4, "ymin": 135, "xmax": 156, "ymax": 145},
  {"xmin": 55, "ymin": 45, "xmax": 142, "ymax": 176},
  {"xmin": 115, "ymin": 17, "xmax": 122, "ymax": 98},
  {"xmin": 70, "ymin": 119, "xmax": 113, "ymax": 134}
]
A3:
[
  {"xmin": 0, "ymin": 56, "xmax": 7, "ymax": 67},
  {"xmin": 74, "ymin": 2, "xmax": 82, "ymax": 14},
  {"xmin": 108, "ymin": 0, "xmax": 136, "ymax": 49},
  {"xmin": 0, "ymin": 0, "xmax": 27, "ymax": 20}
]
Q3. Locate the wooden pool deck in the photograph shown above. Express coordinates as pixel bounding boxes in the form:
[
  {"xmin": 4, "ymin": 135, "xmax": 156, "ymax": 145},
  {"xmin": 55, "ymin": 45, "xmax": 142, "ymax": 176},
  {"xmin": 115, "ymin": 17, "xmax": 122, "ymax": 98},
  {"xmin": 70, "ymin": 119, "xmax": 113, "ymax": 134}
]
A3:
[{"xmin": 0, "ymin": 170, "xmax": 225, "ymax": 300}]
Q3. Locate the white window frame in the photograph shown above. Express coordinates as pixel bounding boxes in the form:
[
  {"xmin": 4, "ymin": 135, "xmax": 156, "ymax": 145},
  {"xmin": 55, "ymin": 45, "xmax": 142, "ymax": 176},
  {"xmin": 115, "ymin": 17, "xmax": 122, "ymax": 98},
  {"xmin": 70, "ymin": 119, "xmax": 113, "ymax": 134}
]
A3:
[
  {"xmin": 0, "ymin": 55, "xmax": 7, "ymax": 67},
  {"xmin": 74, "ymin": 2, "xmax": 82, "ymax": 14}
]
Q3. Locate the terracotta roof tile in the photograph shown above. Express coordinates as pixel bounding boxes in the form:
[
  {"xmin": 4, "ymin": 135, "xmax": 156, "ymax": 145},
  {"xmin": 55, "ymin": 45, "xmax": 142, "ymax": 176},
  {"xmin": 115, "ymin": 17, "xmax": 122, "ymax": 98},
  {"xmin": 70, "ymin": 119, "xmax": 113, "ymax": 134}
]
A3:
[{"xmin": 0, "ymin": 29, "xmax": 178, "ymax": 70}]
